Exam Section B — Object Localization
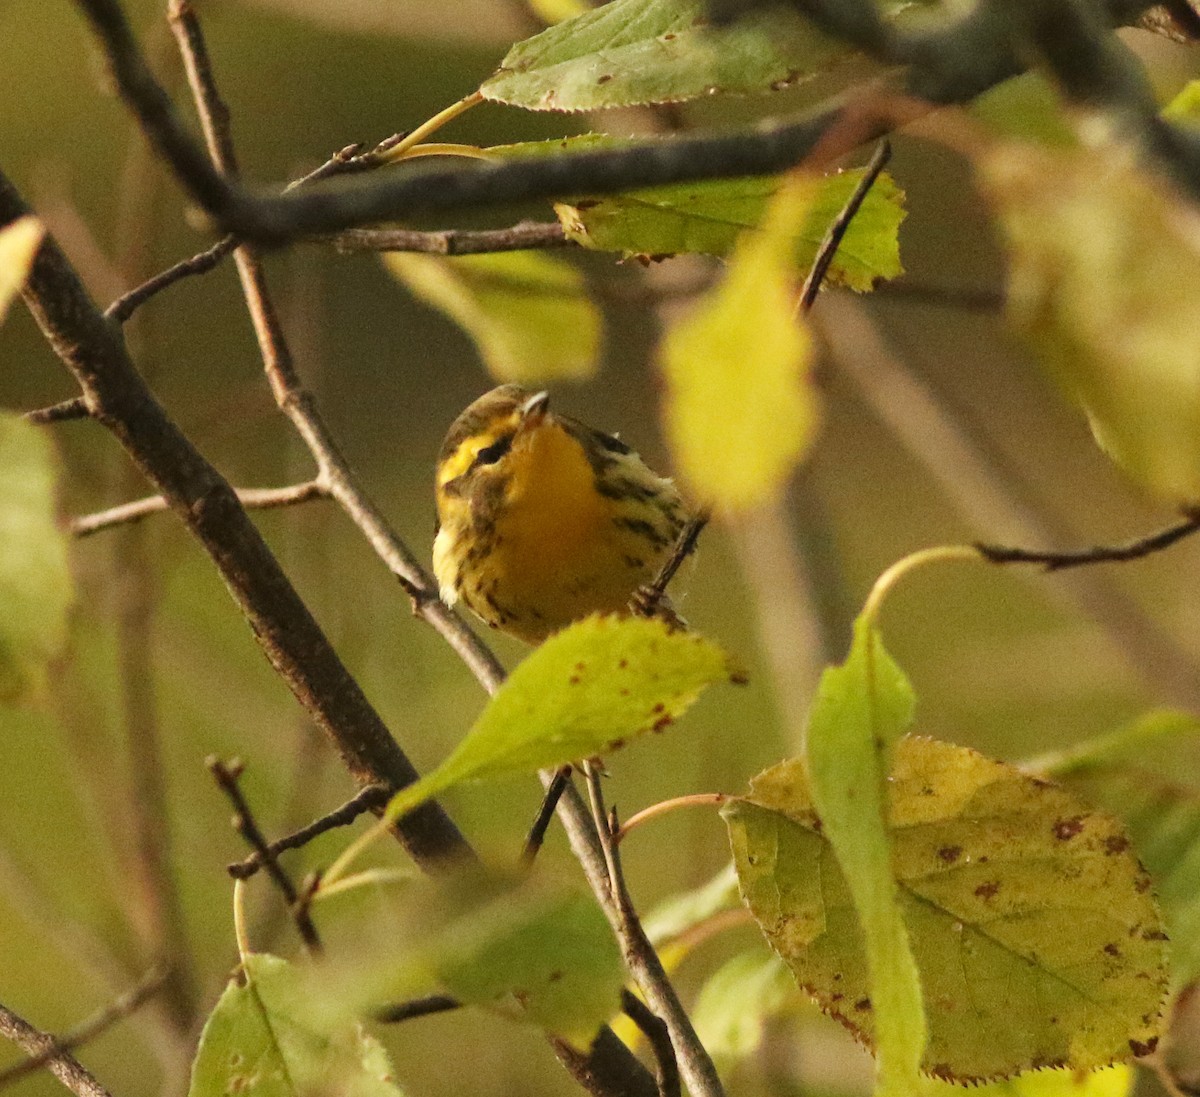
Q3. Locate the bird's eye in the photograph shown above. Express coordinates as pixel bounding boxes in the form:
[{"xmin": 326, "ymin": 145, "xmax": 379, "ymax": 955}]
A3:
[{"xmin": 472, "ymin": 434, "xmax": 513, "ymax": 469}]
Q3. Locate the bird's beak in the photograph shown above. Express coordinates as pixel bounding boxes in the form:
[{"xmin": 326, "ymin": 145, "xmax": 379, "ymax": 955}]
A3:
[{"xmin": 518, "ymin": 391, "xmax": 550, "ymax": 429}]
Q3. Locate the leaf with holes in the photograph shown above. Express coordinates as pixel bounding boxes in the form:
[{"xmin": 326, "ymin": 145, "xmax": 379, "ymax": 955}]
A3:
[
  {"xmin": 724, "ymin": 735, "xmax": 1168, "ymax": 1082},
  {"xmin": 383, "ymin": 615, "xmax": 736, "ymax": 824},
  {"xmin": 661, "ymin": 175, "xmax": 818, "ymax": 512},
  {"xmin": 383, "ymin": 251, "xmax": 599, "ymax": 385},
  {"xmin": 189, "ymin": 953, "xmax": 403, "ymax": 1097},
  {"xmin": 0, "ymin": 412, "xmax": 72, "ymax": 704},
  {"xmin": 480, "ymin": 0, "xmax": 846, "ymax": 111}
]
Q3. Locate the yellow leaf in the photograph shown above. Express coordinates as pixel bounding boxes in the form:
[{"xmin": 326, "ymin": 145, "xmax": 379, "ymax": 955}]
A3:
[
  {"xmin": 0, "ymin": 216, "xmax": 43, "ymax": 326},
  {"xmin": 659, "ymin": 175, "xmax": 818, "ymax": 511}
]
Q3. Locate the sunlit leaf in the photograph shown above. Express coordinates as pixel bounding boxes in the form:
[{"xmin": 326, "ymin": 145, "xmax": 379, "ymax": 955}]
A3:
[
  {"xmin": 660, "ymin": 175, "xmax": 818, "ymax": 511},
  {"xmin": 0, "ymin": 412, "xmax": 72, "ymax": 704},
  {"xmin": 1163, "ymin": 78, "xmax": 1200, "ymax": 123},
  {"xmin": 559, "ymin": 168, "xmax": 906, "ymax": 288},
  {"xmin": 724, "ymin": 735, "xmax": 1168, "ymax": 1082},
  {"xmin": 692, "ymin": 950, "xmax": 797, "ymax": 1065},
  {"xmin": 921, "ymin": 1065, "xmax": 1132, "ymax": 1097},
  {"xmin": 1036, "ymin": 709, "xmax": 1200, "ymax": 984},
  {"xmin": 480, "ymin": 0, "xmax": 845, "ymax": 111},
  {"xmin": 433, "ymin": 883, "xmax": 623, "ymax": 1048},
  {"xmin": 0, "ymin": 216, "xmax": 42, "ymax": 326},
  {"xmin": 189, "ymin": 953, "xmax": 403, "ymax": 1097},
  {"xmin": 799, "ymin": 614, "xmax": 922, "ymax": 1095},
  {"xmin": 384, "ymin": 615, "xmax": 735, "ymax": 822},
  {"xmin": 382, "ymin": 251, "xmax": 599, "ymax": 385},
  {"xmin": 980, "ymin": 144, "xmax": 1200, "ymax": 501}
]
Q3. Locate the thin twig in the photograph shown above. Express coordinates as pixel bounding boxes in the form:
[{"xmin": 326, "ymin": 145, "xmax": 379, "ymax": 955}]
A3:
[
  {"xmin": 521, "ymin": 766, "xmax": 573, "ymax": 867},
  {"xmin": 0, "ymin": 1003, "xmax": 114, "ymax": 1097},
  {"xmin": 976, "ymin": 511, "xmax": 1200, "ymax": 571},
  {"xmin": 373, "ymin": 995, "xmax": 461, "ymax": 1024},
  {"xmin": 228, "ymin": 784, "xmax": 391, "ymax": 880},
  {"xmin": 635, "ymin": 512, "xmax": 711, "ymax": 618},
  {"xmin": 620, "ymin": 990, "xmax": 681, "ymax": 1097},
  {"xmin": 0, "ymin": 965, "xmax": 168, "ymax": 1089},
  {"xmin": 105, "ymin": 235, "xmax": 236, "ymax": 323},
  {"xmin": 582, "ymin": 763, "xmax": 726, "ymax": 1097},
  {"xmin": 797, "ymin": 138, "xmax": 892, "ymax": 312},
  {"xmin": 207, "ymin": 757, "xmax": 322, "ymax": 955},
  {"xmin": 70, "ymin": 479, "xmax": 330, "ymax": 537},
  {"xmin": 24, "ymin": 397, "xmax": 91, "ymax": 425},
  {"xmin": 318, "ymin": 221, "xmax": 570, "ymax": 255}
]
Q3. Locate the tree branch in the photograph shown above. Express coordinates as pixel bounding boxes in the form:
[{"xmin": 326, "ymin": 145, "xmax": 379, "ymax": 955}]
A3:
[
  {"xmin": 317, "ymin": 220, "xmax": 570, "ymax": 255},
  {"xmin": 1, "ymin": 170, "xmax": 469, "ymax": 869},
  {"xmin": 977, "ymin": 511, "xmax": 1200, "ymax": 570},
  {"xmin": 70, "ymin": 479, "xmax": 330, "ymax": 537},
  {"xmin": 0, "ymin": 1003, "xmax": 115, "ymax": 1097},
  {"xmin": 0, "ymin": 966, "xmax": 166, "ymax": 1090}
]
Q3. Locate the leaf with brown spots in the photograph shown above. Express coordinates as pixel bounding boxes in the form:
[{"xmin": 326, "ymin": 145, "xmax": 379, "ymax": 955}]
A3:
[
  {"xmin": 723, "ymin": 736, "xmax": 1167, "ymax": 1082},
  {"xmin": 383, "ymin": 615, "xmax": 736, "ymax": 824}
]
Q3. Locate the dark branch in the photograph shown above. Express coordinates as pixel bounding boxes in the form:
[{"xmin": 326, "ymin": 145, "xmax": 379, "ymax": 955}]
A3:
[
  {"xmin": 521, "ymin": 766, "xmax": 573, "ymax": 867},
  {"xmin": 208, "ymin": 757, "xmax": 322, "ymax": 955},
  {"xmin": 227, "ymin": 784, "xmax": 391, "ymax": 880},
  {"xmin": 2, "ymin": 169, "xmax": 470, "ymax": 870},
  {"xmin": 24, "ymin": 397, "xmax": 91, "ymax": 425},
  {"xmin": 0, "ymin": 966, "xmax": 167, "ymax": 1089},
  {"xmin": 635, "ymin": 512, "xmax": 711, "ymax": 619},
  {"xmin": 373, "ymin": 995, "xmax": 461, "ymax": 1024},
  {"xmin": 798, "ymin": 138, "xmax": 891, "ymax": 310},
  {"xmin": 976, "ymin": 511, "xmax": 1200, "ymax": 571},
  {"xmin": 105, "ymin": 235, "xmax": 236, "ymax": 324},
  {"xmin": 621, "ymin": 990, "xmax": 681, "ymax": 1097}
]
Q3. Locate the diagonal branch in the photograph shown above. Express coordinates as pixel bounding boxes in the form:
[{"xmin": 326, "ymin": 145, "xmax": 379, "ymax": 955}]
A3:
[{"xmin": 0, "ymin": 1003, "xmax": 115, "ymax": 1097}]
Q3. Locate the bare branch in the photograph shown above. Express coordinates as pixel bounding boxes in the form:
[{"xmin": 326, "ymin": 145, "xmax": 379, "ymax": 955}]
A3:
[
  {"xmin": 620, "ymin": 990, "xmax": 681, "ymax": 1097},
  {"xmin": 582, "ymin": 763, "xmax": 726, "ymax": 1097},
  {"xmin": 24, "ymin": 397, "xmax": 91, "ymax": 425},
  {"xmin": 105, "ymin": 235, "xmax": 236, "ymax": 324},
  {"xmin": 0, "ymin": 966, "xmax": 167, "ymax": 1090},
  {"xmin": 319, "ymin": 220, "xmax": 569, "ymax": 255},
  {"xmin": 977, "ymin": 512, "xmax": 1200, "ymax": 571},
  {"xmin": 0, "ymin": 1003, "xmax": 115, "ymax": 1097},
  {"xmin": 521, "ymin": 766, "xmax": 573, "ymax": 867},
  {"xmin": 634, "ymin": 513, "xmax": 710, "ymax": 619},
  {"xmin": 373, "ymin": 995, "xmax": 461, "ymax": 1025},
  {"xmin": 70, "ymin": 479, "xmax": 330, "ymax": 537},
  {"xmin": 797, "ymin": 138, "xmax": 891, "ymax": 311},
  {"xmin": 227, "ymin": 784, "xmax": 390, "ymax": 880},
  {"xmin": 208, "ymin": 757, "xmax": 322, "ymax": 955}
]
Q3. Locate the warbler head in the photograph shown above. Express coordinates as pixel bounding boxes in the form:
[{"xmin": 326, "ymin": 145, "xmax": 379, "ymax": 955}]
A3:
[{"xmin": 434, "ymin": 384, "xmax": 552, "ymax": 530}]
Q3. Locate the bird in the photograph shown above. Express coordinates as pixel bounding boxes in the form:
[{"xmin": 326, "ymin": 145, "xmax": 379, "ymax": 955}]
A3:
[{"xmin": 433, "ymin": 385, "xmax": 689, "ymax": 644}]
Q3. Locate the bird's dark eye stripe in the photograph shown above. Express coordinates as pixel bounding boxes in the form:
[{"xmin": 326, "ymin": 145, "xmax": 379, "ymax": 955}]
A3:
[{"xmin": 471, "ymin": 434, "xmax": 514, "ymax": 470}]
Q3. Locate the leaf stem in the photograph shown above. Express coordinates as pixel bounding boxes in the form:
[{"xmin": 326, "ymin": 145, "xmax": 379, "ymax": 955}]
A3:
[
  {"xmin": 233, "ymin": 880, "xmax": 250, "ymax": 966},
  {"xmin": 377, "ymin": 92, "xmax": 484, "ymax": 163},
  {"xmin": 860, "ymin": 544, "xmax": 982, "ymax": 629},
  {"xmin": 615, "ymin": 793, "xmax": 729, "ymax": 845}
]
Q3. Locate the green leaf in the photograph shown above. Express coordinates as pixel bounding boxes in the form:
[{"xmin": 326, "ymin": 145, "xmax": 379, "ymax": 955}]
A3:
[
  {"xmin": 660, "ymin": 175, "xmax": 819, "ymax": 511},
  {"xmin": 384, "ymin": 615, "xmax": 735, "ymax": 822},
  {"xmin": 0, "ymin": 216, "xmax": 42, "ymax": 326},
  {"xmin": 381, "ymin": 251, "xmax": 600, "ymax": 385},
  {"xmin": 723, "ymin": 735, "xmax": 1168, "ymax": 1082},
  {"xmin": 692, "ymin": 950, "xmax": 797, "ymax": 1065},
  {"xmin": 0, "ymin": 412, "xmax": 72, "ymax": 704},
  {"xmin": 1163, "ymin": 78, "xmax": 1200, "ymax": 123},
  {"xmin": 979, "ymin": 143, "xmax": 1200, "ymax": 502},
  {"xmin": 1037, "ymin": 709, "xmax": 1200, "ymax": 985},
  {"xmin": 801, "ymin": 615, "xmax": 922, "ymax": 1095},
  {"xmin": 479, "ymin": 0, "xmax": 845, "ymax": 112},
  {"xmin": 560, "ymin": 167, "xmax": 906, "ymax": 288},
  {"xmin": 189, "ymin": 953, "xmax": 404, "ymax": 1097},
  {"xmin": 432, "ymin": 883, "xmax": 623, "ymax": 1048}
]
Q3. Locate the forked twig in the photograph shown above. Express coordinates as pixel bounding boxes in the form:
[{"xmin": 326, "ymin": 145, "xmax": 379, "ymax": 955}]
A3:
[{"xmin": 207, "ymin": 757, "xmax": 322, "ymax": 955}]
